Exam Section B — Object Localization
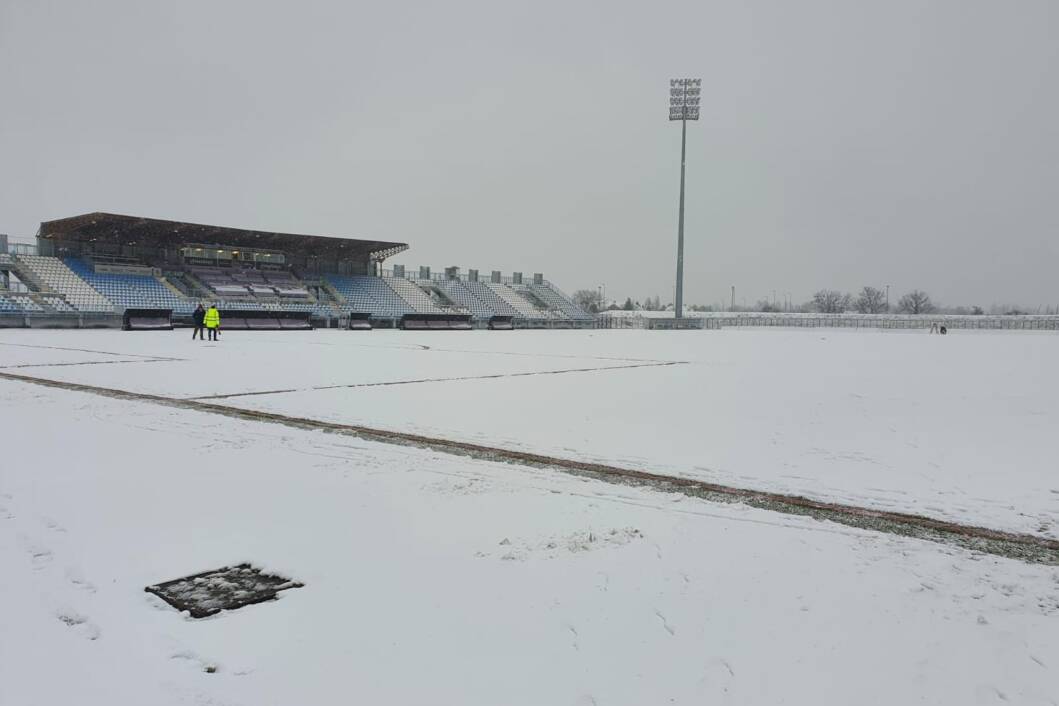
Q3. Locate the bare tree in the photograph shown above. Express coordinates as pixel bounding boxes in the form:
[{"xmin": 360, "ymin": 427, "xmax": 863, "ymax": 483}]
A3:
[
  {"xmin": 572, "ymin": 289, "xmax": 603, "ymax": 313},
  {"xmin": 855, "ymin": 286, "xmax": 888, "ymax": 314},
  {"xmin": 812, "ymin": 289, "xmax": 851, "ymax": 313},
  {"xmin": 898, "ymin": 290, "xmax": 936, "ymax": 314}
]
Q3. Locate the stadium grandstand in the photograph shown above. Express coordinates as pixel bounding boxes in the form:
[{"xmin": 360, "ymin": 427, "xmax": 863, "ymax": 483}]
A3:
[{"xmin": 0, "ymin": 213, "xmax": 592, "ymax": 329}]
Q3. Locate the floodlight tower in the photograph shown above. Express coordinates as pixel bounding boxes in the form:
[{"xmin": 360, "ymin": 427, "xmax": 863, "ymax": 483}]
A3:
[{"xmin": 669, "ymin": 78, "xmax": 700, "ymax": 319}]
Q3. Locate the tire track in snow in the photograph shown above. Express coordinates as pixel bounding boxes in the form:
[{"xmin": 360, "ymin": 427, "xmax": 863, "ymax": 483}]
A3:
[{"xmin": 1, "ymin": 369, "xmax": 1057, "ymax": 565}]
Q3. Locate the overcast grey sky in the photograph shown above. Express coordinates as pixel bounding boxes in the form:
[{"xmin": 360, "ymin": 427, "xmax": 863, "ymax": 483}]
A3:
[{"xmin": 2, "ymin": 0, "xmax": 1057, "ymax": 307}]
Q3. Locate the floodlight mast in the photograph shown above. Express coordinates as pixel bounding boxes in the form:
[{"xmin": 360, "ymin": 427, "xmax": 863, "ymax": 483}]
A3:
[{"xmin": 669, "ymin": 78, "xmax": 700, "ymax": 319}]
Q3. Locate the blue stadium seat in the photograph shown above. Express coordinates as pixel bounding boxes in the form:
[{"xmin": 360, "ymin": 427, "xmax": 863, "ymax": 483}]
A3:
[
  {"xmin": 64, "ymin": 258, "xmax": 196, "ymax": 314},
  {"xmin": 324, "ymin": 274, "xmax": 416, "ymax": 318}
]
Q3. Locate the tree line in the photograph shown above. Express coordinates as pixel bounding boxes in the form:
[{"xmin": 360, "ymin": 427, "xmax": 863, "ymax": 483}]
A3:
[
  {"xmin": 809, "ymin": 287, "xmax": 936, "ymax": 314},
  {"xmin": 571, "ymin": 286, "xmax": 1004, "ymax": 316}
]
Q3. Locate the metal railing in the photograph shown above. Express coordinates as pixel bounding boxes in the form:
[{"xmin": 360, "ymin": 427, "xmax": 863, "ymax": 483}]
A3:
[
  {"xmin": 379, "ymin": 268, "xmax": 553, "ymax": 288},
  {"xmin": 702, "ymin": 313, "xmax": 1059, "ymax": 330},
  {"xmin": 596, "ymin": 315, "xmax": 715, "ymax": 330},
  {"xmin": 596, "ymin": 311, "xmax": 1059, "ymax": 331},
  {"xmin": 7, "ymin": 243, "xmax": 39, "ymax": 256}
]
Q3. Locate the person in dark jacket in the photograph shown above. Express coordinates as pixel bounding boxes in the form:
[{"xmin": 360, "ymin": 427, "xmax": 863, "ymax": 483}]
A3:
[{"xmin": 192, "ymin": 304, "xmax": 206, "ymax": 341}]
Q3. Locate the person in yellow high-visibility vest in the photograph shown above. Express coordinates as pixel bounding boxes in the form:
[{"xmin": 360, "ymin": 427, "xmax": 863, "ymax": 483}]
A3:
[{"xmin": 204, "ymin": 305, "xmax": 221, "ymax": 341}]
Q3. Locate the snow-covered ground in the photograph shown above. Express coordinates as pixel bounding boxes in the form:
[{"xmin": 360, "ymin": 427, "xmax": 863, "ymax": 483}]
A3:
[
  {"xmin": 1, "ymin": 328, "xmax": 1058, "ymax": 704},
  {"xmin": 4, "ymin": 328, "xmax": 1056, "ymax": 537}
]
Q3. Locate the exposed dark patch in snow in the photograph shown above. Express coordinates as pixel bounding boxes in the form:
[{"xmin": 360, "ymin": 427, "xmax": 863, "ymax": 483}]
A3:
[{"xmin": 146, "ymin": 564, "xmax": 303, "ymax": 619}]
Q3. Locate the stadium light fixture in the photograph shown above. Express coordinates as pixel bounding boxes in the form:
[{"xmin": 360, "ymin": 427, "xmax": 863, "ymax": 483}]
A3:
[{"xmin": 669, "ymin": 78, "xmax": 700, "ymax": 319}]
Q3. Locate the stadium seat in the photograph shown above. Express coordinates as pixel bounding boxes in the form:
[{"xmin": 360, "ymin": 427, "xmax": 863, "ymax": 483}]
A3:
[
  {"xmin": 324, "ymin": 274, "xmax": 417, "ymax": 319},
  {"xmin": 16, "ymin": 255, "xmax": 115, "ymax": 312},
  {"xmin": 483, "ymin": 282, "xmax": 545, "ymax": 318},
  {"xmin": 430, "ymin": 280, "xmax": 491, "ymax": 320},
  {"xmin": 461, "ymin": 280, "xmax": 522, "ymax": 318},
  {"xmin": 64, "ymin": 258, "xmax": 195, "ymax": 314},
  {"xmin": 6, "ymin": 294, "xmax": 44, "ymax": 312},
  {"xmin": 524, "ymin": 283, "xmax": 592, "ymax": 320},
  {"xmin": 384, "ymin": 277, "xmax": 446, "ymax": 314}
]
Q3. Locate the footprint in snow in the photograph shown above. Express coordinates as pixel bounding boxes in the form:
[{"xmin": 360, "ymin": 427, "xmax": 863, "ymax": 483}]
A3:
[
  {"xmin": 972, "ymin": 684, "xmax": 1009, "ymax": 702},
  {"xmin": 171, "ymin": 651, "xmax": 220, "ymax": 673},
  {"xmin": 56, "ymin": 611, "xmax": 101, "ymax": 641},
  {"xmin": 18, "ymin": 534, "xmax": 53, "ymax": 568},
  {"xmin": 42, "ymin": 516, "xmax": 67, "ymax": 533},
  {"xmin": 564, "ymin": 624, "xmax": 580, "ymax": 651},
  {"xmin": 654, "ymin": 610, "xmax": 675, "ymax": 636},
  {"xmin": 65, "ymin": 566, "xmax": 97, "ymax": 593},
  {"xmin": 699, "ymin": 657, "xmax": 736, "ymax": 694}
]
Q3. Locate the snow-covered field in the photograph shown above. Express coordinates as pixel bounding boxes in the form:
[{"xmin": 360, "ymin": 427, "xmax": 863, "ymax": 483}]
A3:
[
  {"xmin": 4, "ymin": 328, "xmax": 1057, "ymax": 536},
  {"xmin": 1, "ymin": 328, "xmax": 1057, "ymax": 704}
]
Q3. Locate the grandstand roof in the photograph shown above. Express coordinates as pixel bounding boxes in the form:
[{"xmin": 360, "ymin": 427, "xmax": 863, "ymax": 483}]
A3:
[{"xmin": 38, "ymin": 212, "xmax": 409, "ymax": 260}]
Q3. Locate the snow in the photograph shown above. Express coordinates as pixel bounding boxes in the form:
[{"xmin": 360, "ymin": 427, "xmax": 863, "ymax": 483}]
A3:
[
  {"xmin": 1, "ymin": 328, "xmax": 1058, "ymax": 704},
  {"xmin": 6, "ymin": 328, "xmax": 1054, "ymax": 537}
]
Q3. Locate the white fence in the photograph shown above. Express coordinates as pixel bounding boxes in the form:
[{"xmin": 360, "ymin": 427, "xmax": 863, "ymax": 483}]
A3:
[
  {"xmin": 596, "ymin": 315, "xmax": 714, "ymax": 329},
  {"xmin": 702, "ymin": 313, "xmax": 1059, "ymax": 330},
  {"xmin": 596, "ymin": 311, "xmax": 1059, "ymax": 331}
]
